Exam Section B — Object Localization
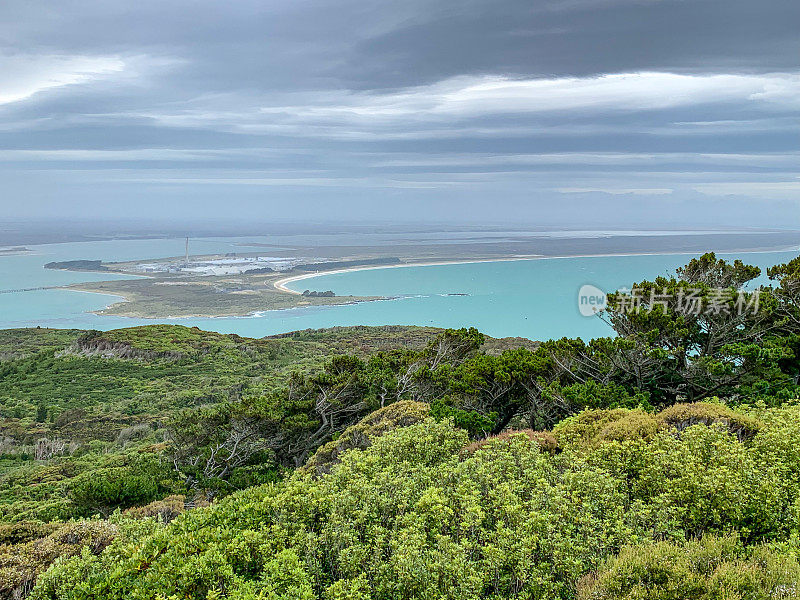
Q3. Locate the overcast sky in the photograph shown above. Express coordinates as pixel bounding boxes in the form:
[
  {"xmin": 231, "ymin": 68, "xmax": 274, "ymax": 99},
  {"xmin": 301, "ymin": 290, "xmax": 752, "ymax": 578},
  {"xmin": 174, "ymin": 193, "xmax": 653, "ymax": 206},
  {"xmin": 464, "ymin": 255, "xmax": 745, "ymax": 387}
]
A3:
[{"xmin": 0, "ymin": 0, "xmax": 797, "ymax": 228}]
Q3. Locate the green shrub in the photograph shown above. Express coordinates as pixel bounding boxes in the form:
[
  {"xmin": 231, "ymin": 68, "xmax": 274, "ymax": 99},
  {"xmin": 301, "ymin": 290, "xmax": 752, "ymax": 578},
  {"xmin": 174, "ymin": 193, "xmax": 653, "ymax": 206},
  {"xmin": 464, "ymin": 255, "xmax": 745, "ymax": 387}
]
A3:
[
  {"xmin": 577, "ymin": 535, "xmax": 800, "ymax": 600},
  {"xmin": 26, "ymin": 405, "xmax": 800, "ymax": 600},
  {"xmin": 0, "ymin": 521, "xmax": 57, "ymax": 545},
  {"xmin": 304, "ymin": 401, "xmax": 430, "ymax": 475},
  {"xmin": 0, "ymin": 519, "xmax": 118, "ymax": 599},
  {"xmin": 553, "ymin": 408, "xmax": 637, "ymax": 447},
  {"xmin": 32, "ymin": 419, "xmax": 634, "ymax": 600},
  {"xmin": 460, "ymin": 428, "xmax": 560, "ymax": 456},
  {"xmin": 620, "ymin": 423, "xmax": 790, "ymax": 542},
  {"xmin": 657, "ymin": 401, "xmax": 762, "ymax": 441},
  {"xmin": 68, "ymin": 458, "xmax": 176, "ymax": 517},
  {"xmin": 544, "ymin": 381, "xmax": 651, "ymax": 412},
  {"xmin": 429, "ymin": 398, "xmax": 498, "ymax": 437},
  {"xmin": 596, "ymin": 410, "xmax": 662, "ymax": 443},
  {"xmin": 556, "ymin": 403, "xmax": 761, "ymax": 450},
  {"xmin": 123, "ymin": 495, "xmax": 186, "ymax": 523}
]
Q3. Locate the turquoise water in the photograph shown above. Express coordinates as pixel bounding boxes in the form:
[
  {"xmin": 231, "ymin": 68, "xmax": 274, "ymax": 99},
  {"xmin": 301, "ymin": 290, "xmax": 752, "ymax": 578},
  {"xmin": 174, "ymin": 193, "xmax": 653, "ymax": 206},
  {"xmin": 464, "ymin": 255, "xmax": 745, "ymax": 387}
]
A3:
[
  {"xmin": 277, "ymin": 252, "xmax": 799, "ymax": 340},
  {"xmin": 0, "ymin": 238, "xmax": 797, "ymax": 341}
]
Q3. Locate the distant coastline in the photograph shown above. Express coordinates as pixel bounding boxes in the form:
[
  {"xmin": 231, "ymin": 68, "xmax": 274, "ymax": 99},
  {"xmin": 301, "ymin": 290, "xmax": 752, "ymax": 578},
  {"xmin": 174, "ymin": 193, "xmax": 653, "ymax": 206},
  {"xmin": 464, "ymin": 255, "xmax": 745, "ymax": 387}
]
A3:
[
  {"xmin": 273, "ymin": 256, "xmax": 541, "ymax": 294},
  {"xmin": 0, "ymin": 246, "xmax": 30, "ymax": 256},
  {"xmin": 271, "ymin": 246, "xmax": 800, "ymax": 295},
  {"xmin": 0, "ymin": 230, "xmax": 793, "ymax": 326},
  {"xmin": 45, "ymin": 246, "xmax": 800, "ymax": 321}
]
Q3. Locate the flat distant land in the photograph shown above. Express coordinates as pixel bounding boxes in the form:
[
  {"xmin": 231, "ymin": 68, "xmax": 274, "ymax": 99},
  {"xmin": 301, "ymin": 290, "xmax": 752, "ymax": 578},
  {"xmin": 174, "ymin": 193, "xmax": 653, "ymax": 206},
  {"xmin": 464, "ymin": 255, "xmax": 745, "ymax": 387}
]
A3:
[
  {"xmin": 43, "ymin": 229, "xmax": 800, "ymax": 319},
  {"xmin": 69, "ymin": 275, "xmax": 380, "ymax": 318},
  {"xmin": 0, "ymin": 246, "xmax": 29, "ymax": 255}
]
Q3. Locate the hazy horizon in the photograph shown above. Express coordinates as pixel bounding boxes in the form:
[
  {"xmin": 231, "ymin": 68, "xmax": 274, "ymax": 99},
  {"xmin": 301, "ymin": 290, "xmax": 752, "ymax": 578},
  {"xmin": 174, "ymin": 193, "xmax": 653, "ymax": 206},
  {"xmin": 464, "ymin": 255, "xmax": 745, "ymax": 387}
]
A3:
[{"xmin": 0, "ymin": 0, "xmax": 797, "ymax": 227}]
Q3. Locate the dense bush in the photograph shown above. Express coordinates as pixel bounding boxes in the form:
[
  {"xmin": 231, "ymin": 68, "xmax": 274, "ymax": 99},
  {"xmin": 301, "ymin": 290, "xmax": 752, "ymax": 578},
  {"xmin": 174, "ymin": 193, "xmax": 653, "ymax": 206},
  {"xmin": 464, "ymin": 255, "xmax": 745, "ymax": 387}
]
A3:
[
  {"xmin": 122, "ymin": 495, "xmax": 187, "ymax": 523},
  {"xmin": 68, "ymin": 457, "xmax": 178, "ymax": 517},
  {"xmin": 460, "ymin": 428, "xmax": 560, "ymax": 456},
  {"xmin": 34, "ymin": 419, "xmax": 634, "ymax": 599},
  {"xmin": 304, "ymin": 400, "xmax": 430, "ymax": 475},
  {"xmin": 658, "ymin": 401, "xmax": 762, "ymax": 441},
  {"xmin": 594, "ymin": 410, "xmax": 662, "ymax": 443},
  {"xmin": 0, "ymin": 519, "xmax": 118, "ymax": 599},
  {"xmin": 552, "ymin": 409, "xmax": 638, "ymax": 446},
  {"xmin": 577, "ymin": 535, "xmax": 800, "ymax": 599},
  {"xmin": 30, "ymin": 407, "xmax": 800, "ymax": 599},
  {"xmin": 0, "ymin": 521, "xmax": 57, "ymax": 546},
  {"xmin": 555, "ymin": 402, "xmax": 763, "ymax": 448}
]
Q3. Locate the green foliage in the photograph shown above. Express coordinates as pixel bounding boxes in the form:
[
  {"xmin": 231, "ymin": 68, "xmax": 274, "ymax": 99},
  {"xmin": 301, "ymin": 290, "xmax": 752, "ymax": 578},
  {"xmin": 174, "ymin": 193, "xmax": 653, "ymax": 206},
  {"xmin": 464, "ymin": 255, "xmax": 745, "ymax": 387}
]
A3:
[
  {"xmin": 122, "ymin": 495, "xmax": 187, "ymax": 522},
  {"xmin": 0, "ymin": 521, "xmax": 58, "ymax": 545},
  {"xmin": 68, "ymin": 456, "xmax": 178, "ymax": 517},
  {"xmin": 33, "ymin": 419, "xmax": 631, "ymax": 600},
  {"xmin": 0, "ymin": 324, "xmax": 370, "ymax": 432},
  {"xmin": 0, "ymin": 450, "xmax": 174, "ymax": 523},
  {"xmin": 0, "ymin": 325, "xmax": 456, "ymax": 521},
  {"xmin": 429, "ymin": 398, "xmax": 497, "ymax": 437},
  {"xmin": 578, "ymin": 535, "xmax": 800, "ymax": 600},
  {"xmin": 677, "ymin": 252, "xmax": 762, "ymax": 288},
  {"xmin": 658, "ymin": 401, "xmax": 762, "ymax": 441},
  {"xmin": 597, "ymin": 253, "xmax": 794, "ymax": 406},
  {"xmin": 31, "ymin": 405, "xmax": 800, "ymax": 600},
  {"xmin": 0, "ymin": 519, "xmax": 118, "ymax": 599},
  {"xmin": 460, "ymin": 428, "xmax": 560, "ymax": 456},
  {"xmin": 625, "ymin": 424, "xmax": 783, "ymax": 541},
  {"xmin": 556, "ymin": 402, "xmax": 763, "ymax": 450},
  {"xmin": 595, "ymin": 410, "xmax": 662, "ymax": 443},
  {"xmin": 553, "ymin": 408, "xmax": 639, "ymax": 447},
  {"xmin": 305, "ymin": 400, "xmax": 430, "ymax": 475},
  {"xmin": 543, "ymin": 381, "xmax": 651, "ymax": 412},
  {"xmin": 0, "ymin": 329, "xmax": 84, "ymax": 361},
  {"xmin": 167, "ymin": 327, "xmax": 489, "ymax": 484}
]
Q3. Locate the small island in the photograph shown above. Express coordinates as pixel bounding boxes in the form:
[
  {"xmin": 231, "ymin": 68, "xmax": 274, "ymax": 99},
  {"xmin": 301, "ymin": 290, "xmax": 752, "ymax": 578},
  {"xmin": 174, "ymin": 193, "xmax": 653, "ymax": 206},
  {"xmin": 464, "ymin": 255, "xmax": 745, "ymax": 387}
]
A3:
[
  {"xmin": 45, "ymin": 260, "xmax": 109, "ymax": 272},
  {"xmin": 0, "ymin": 246, "xmax": 30, "ymax": 255}
]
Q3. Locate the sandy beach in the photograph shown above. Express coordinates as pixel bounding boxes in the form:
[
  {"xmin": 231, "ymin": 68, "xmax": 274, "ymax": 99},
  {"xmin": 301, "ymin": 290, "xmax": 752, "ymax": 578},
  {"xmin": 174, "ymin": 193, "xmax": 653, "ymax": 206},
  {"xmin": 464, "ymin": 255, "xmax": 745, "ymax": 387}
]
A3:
[
  {"xmin": 271, "ymin": 247, "xmax": 791, "ymax": 295},
  {"xmin": 272, "ymin": 256, "xmax": 543, "ymax": 294}
]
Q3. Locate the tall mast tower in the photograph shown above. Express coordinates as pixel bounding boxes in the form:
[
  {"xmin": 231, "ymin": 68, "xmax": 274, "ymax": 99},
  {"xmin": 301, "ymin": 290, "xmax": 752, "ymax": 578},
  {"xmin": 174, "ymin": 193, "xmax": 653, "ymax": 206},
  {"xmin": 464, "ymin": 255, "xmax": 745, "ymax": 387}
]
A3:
[{"xmin": 185, "ymin": 237, "xmax": 189, "ymax": 267}]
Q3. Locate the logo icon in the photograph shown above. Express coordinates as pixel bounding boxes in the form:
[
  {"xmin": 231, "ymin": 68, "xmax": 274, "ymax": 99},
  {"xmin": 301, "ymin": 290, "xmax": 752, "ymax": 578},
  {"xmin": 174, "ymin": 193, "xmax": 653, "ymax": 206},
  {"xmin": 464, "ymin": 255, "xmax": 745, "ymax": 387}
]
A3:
[{"xmin": 578, "ymin": 284, "xmax": 607, "ymax": 317}]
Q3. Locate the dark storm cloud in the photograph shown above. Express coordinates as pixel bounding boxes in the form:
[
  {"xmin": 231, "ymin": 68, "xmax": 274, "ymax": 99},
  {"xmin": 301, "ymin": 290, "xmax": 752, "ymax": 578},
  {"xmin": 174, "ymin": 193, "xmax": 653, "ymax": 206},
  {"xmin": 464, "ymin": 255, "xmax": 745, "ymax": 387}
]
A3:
[
  {"xmin": 352, "ymin": 0, "xmax": 800, "ymax": 87},
  {"xmin": 0, "ymin": 0, "xmax": 797, "ymax": 224},
  {"xmin": 5, "ymin": 0, "xmax": 796, "ymax": 89}
]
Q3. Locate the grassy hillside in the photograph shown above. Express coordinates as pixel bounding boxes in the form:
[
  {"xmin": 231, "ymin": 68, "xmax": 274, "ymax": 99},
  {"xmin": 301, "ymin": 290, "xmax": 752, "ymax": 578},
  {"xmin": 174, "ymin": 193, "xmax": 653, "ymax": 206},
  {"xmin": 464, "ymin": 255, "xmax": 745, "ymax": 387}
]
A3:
[
  {"xmin": 0, "ymin": 324, "xmax": 535, "ymax": 524},
  {"xmin": 0, "ymin": 325, "xmax": 445, "ymax": 433}
]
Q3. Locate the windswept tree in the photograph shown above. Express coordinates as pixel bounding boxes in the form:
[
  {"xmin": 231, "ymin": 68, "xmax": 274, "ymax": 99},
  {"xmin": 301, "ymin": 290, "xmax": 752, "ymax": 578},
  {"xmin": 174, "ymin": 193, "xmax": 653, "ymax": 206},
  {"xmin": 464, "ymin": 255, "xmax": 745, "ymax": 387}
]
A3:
[
  {"xmin": 166, "ymin": 404, "xmax": 271, "ymax": 491},
  {"xmin": 168, "ymin": 328, "xmax": 488, "ymax": 481},
  {"xmin": 768, "ymin": 255, "xmax": 800, "ymax": 331},
  {"xmin": 598, "ymin": 253, "xmax": 791, "ymax": 404}
]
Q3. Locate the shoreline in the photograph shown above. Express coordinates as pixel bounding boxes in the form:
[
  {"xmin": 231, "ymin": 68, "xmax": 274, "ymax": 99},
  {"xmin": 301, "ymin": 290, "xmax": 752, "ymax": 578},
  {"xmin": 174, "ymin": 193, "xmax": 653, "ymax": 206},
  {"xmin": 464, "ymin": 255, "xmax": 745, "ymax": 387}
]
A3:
[
  {"xmin": 272, "ymin": 256, "xmax": 542, "ymax": 294},
  {"xmin": 67, "ymin": 283, "xmax": 380, "ymax": 320},
  {"xmin": 271, "ymin": 246, "xmax": 800, "ymax": 294},
  {"xmin": 47, "ymin": 246, "xmax": 799, "ymax": 321},
  {"xmin": 61, "ymin": 288, "xmax": 134, "ymax": 317}
]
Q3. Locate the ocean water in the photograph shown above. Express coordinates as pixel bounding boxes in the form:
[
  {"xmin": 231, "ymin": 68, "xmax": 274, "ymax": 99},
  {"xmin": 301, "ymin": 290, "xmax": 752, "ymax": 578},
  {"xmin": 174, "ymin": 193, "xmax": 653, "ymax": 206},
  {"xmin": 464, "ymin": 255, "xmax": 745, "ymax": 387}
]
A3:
[{"xmin": 0, "ymin": 237, "xmax": 797, "ymax": 341}]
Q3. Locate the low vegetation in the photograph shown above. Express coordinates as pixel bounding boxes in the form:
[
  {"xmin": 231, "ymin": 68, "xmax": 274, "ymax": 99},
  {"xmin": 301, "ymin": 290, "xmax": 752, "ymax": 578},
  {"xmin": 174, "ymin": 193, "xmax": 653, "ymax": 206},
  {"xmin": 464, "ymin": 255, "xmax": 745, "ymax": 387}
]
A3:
[
  {"xmin": 29, "ymin": 410, "xmax": 800, "ymax": 599},
  {"xmin": 2, "ymin": 252, "xmax": 800, "ymax": 598}
]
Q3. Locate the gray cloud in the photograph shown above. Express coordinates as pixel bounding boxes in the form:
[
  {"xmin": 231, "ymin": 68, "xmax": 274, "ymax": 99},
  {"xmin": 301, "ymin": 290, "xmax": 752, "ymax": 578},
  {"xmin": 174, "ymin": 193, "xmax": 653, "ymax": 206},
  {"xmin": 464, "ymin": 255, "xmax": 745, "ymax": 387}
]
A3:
[{"xmin": 0, "ymin": 0, "xmax": 797, "ymax": 226}]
